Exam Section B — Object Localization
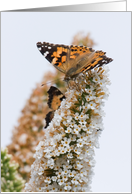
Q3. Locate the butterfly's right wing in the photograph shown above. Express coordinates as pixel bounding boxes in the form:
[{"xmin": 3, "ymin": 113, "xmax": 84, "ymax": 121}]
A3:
[
  {"xmin": 66, "ymin": 46, "xmax": 113, "ymax": 77},
  {"xmin": 65, "ymin": 45, "xmax": 95, "ymax": 77}
]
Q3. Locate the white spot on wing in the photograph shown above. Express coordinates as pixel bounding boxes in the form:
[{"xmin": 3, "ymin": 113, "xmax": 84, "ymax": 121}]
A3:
[{"xmin": 44, "ymin": 51, "xmax": 49, "ymax": 57}]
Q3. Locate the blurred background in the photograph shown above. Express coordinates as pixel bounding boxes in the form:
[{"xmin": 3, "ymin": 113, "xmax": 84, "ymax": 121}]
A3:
[{"xmin": 1, "ymin": 12, "xmax": 131, "ymax": 192}]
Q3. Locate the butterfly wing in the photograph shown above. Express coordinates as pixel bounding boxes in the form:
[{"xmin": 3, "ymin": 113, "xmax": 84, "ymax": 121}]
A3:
[
  {"xmin": 45, "ymin": 111, "xmax": 55, "ymax": 128},
  {"xmin": 45, "ymin": 86, "xmax": 65, "ymax": 128},
  {"xmin": 37, "ymin": 42, "xmax": 113, "ymax": 78},
  {"xmin": 65, "ymin": 46, "xmax": 113, "ymax": 77},
  {"xmin": 79, "ymin": 51, "xmax": 113, "ymax": 73},
  {"xmin": 47, "ymin": 86, "xmax": 65, "ymax": 111},
  {"xmin": 65, "ymin": 45, "xmax": 95, "ymax": 77},
  {"xmin": 37, "ymin": 42, "xmax": 70, "ymax": 74}
]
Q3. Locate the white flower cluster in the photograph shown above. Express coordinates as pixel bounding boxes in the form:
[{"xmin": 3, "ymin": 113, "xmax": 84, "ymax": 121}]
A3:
[{"xmin": 24, "ymin": 66, "xmax": 110, "ymax": 192}]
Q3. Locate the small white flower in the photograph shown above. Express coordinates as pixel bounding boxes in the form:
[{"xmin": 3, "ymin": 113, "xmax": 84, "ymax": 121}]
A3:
[
  {"xmin": 73, "ymin": 125, "xmax": 81, "ymax": 134},
  {"xmin": 57, "ymin": 178, "xmax": 64, "ymax": 186},
  {"xmin": 69, "ymin": 121, "xmax": 76, "ymax": 128},
  {"xmin": 63, "ymin": 121, "xmax": 69, "ymax": 127},
  {"xmin": 74, "ymin": 147, "xmax": 81, "ymax": 154},
  {"xmin": 89, "ymin": 101, "xmax": 96, "ymax": 109},
  {"xmin": 74, "ymin": 112, "xmax": 80, "ymax": 120},
  {"xmin": 38, "ymin": 167, "xmax": 44, "ymax": 175},
  {"xmin": 85, "ymin": 88, "xmax": 93, "ymax": 94},
  {"xmin": 83, "ymin": 102, "xmax": 90, "ymax": 110},
  {"xmin": 55, "ymin": 149, "xmax": 61, "ymax": 156},
  {"xmin": 45, "ymin": 152, "xmax": 52, "ymax": 159},
  {"xmin": 65, "ymin": 127, "xmax": 72, "ymax": 133},
  {"xmin": 72, "ymin": 185, "xmax": 80, "ymax": 192},
  {"xmin": 68, "ymin": 170, "xmax": 76, "ymax": 177},
  {"xmin": 75, "ymin": 91, "xmax": 82, "ymax": 96},
  {"xmin": 99, "ymin": 79, "xmax": 105, "ymax": 86},
  {"xmin": 50, "ymin": 186, "xmax": 58, "ymax": 192},
  {"xmin": 61, "ymin": 137, "xmax": 71, "ymax": 147},
  {"xmin": 51, "ymin": 176, "xmax": 57, "ymax": 181},
  {"xmin": 86, "ymin": 127, "xmax": 93, "ymax": 134},
  {"xmin": 44, "ymin": 177, "xmax": 51, "ymax": 184},
  {"xmin": 71, "ymin": 178, "xmax": 79, "ymax": 185},
  {"xmin": 64, "ymin": 182, "xmax": 71, "ymax": 190},
  {"xmin": 86, "ymin": 95, "xmax": 91, "ymax": 101},
  {"xmin": 76, "ymin": 153, "xmax": 83, "ymax": 159},
  {"xmin": 79, "ymin": 119, "xmax": 87, "ymax": 125},
  {"xmin": 79, "ymin": 113, "xmax": 89, "ymax": 120},
  {"xmin": 54, "ymin": 164, "xmax": 60, "ymax": 170},
  {"xmin": 54, "ymin": 114, "xmax": 62, "ymax": 126},
  {"xmin": 60, "ymin": 148, "xmax": 67, "ymax": 154},
  {"xmin": 62, "ymin": 174, "xmax": 68, "ymax": 181},
  {"xmin": 67, "ymin": 153, "xmax": 73, "ymax": 158},
  {"xmin": 56, "ymin": 169, "xmax": 63, "ymax": 178},
  {"xmin": 66, "ymin": 147, "xmax": 71, "ymax": 152},
  {"xmin": 93, "ymin": 75, "xmax": 100, "ymax": 82},
  {"xmin": 63, "ymin": 169, "xmax": 70, "ymax": 175},
  {"xmin": 77, "ymin": 141, "xmax": 84, "ymax": 147},
  {"xmin": 80, "ymin": 169, "xmax": 87, "ymax": 177},
  {"xmin": 69, "ymin": 134, "xmax": 76, "ymax": 142}
]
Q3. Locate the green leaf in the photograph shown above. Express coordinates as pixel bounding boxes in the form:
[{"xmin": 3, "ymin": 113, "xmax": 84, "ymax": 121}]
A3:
[{"xmin": 86, "ymin": 84, "xmax": 90, "ymax": 89}]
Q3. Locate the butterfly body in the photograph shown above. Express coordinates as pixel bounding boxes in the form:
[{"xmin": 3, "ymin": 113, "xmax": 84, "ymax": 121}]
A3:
[{"xmin": 37, "ymin": 42, "xmax": 113, "ymax": 81}]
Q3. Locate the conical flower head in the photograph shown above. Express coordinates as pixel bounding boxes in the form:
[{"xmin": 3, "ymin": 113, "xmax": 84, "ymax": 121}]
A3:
[{"xmin": 25, "ymin": 66, "xmax": 110, "ymax": 192}]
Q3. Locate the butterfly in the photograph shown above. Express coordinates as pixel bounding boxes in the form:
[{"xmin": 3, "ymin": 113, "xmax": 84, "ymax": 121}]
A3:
[{"xmin": 36, "ymin": 42, "xmax": 113, "ymax": 82}]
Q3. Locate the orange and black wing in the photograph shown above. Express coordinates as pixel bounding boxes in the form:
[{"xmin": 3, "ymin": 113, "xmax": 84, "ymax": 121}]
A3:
[
  {"xmin": 45, "ymin": 86, "xmax": 65, "ymax": 128},
  {"xmin": 65, "ymin": 46, "xmax": 113, "ymax": 77},
  {"xmin": 78, "ymin": 50, "xmax": 113, "ymax": 73},
  {"xmin": 47, "ymin": 86, "xmax": 65, "ymax": 111},
  {"xmin": 45, "ymin": 111, "xmax": 55, "ymax": 129},
  {"xmin": 37, "ymin": 42, "xmax": 113, "ymax": 78},
  {"xmin": 37, "ymin": 42, "xmax": 70, "ymax": 74},
  {"xmin": 36, "ymin": 42, "xmax": 97, "ymax": 77}
]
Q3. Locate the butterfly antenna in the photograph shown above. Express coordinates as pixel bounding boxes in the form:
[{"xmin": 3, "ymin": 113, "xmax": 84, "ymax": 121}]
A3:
[{"xmin": 41, "ymin": 77, "xmax": 64, "ymax": 86}]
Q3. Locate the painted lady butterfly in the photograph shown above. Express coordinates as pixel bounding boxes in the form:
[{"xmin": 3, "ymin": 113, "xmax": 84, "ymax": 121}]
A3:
[{"xmin": 37, "ymin": 42, "xmax": 113, "ymax": 82}]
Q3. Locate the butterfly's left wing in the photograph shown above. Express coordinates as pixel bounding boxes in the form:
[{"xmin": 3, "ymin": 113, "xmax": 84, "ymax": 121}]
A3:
[{"xmin": 37, "ymin": 42, "xmax": 70, "ymax": 74}]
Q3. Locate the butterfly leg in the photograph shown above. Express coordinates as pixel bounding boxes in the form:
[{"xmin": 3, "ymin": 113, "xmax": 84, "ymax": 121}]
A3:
[
  {"xmin": 73, "ymin": 77, "xmax": 81, "ymax": 91},
  {"xmin": 68, "ymin": 81, "xmax": 73, "ymax": 90},
  {"xmin": 75, "ymin": 82, "xmax": 81, "ymax": 91},
  {"xmin": 65, "ymin": 78, "xmax": 80, "ymax": 91}
]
